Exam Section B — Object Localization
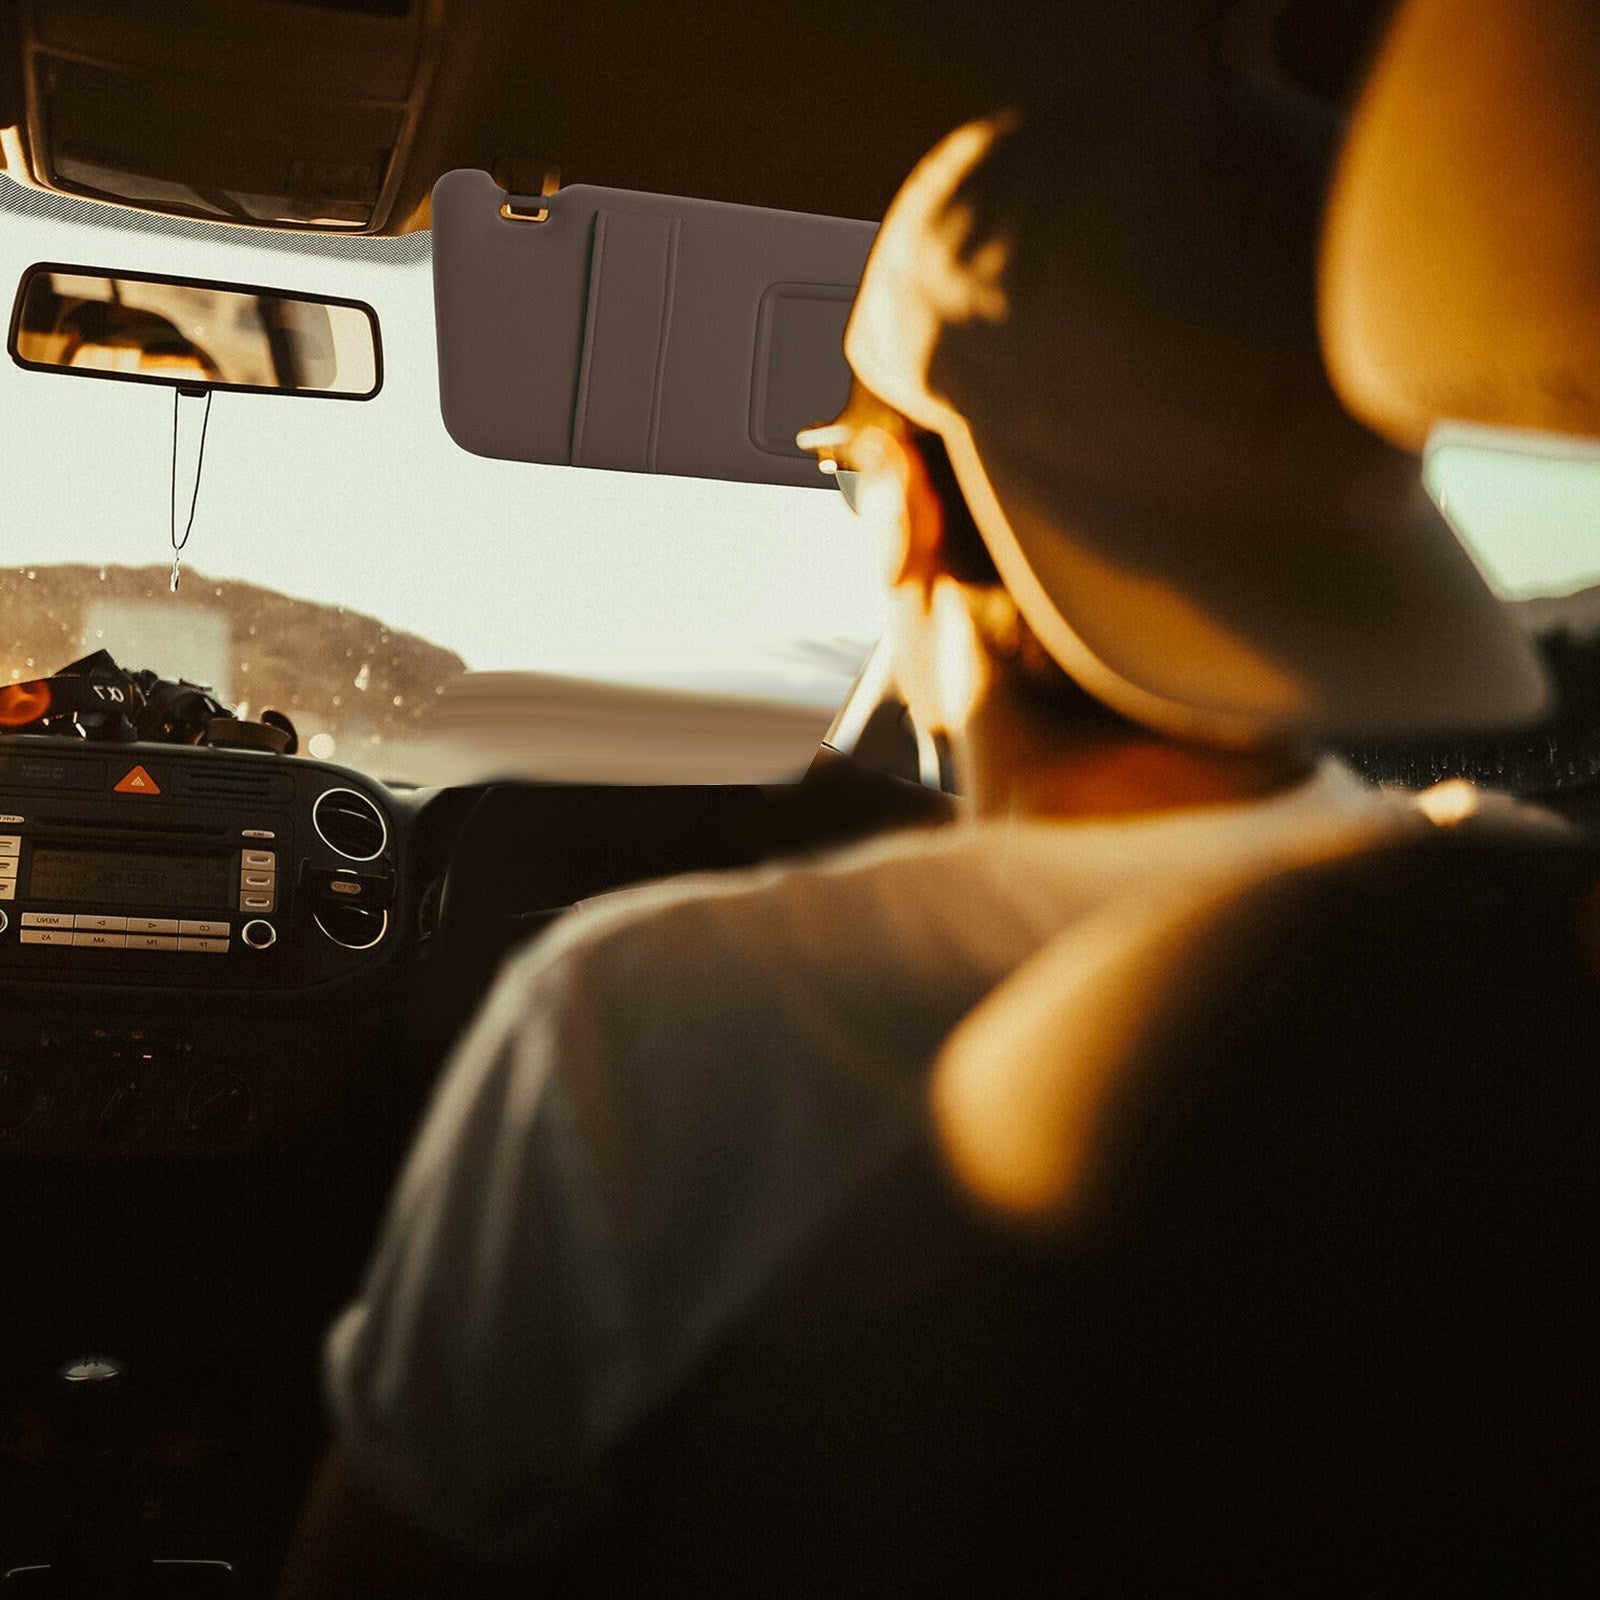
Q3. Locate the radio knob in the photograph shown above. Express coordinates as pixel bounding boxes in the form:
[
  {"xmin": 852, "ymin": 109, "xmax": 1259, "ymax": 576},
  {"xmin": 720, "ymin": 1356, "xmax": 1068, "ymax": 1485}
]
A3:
[{"xmin": 241, "ymin": 920, "xmax": 277, "ymax": 950}]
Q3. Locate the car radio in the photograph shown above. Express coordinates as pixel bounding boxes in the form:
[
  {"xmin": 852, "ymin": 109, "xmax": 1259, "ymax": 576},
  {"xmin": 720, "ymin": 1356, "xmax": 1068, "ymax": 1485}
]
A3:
[
  {"xmin": 0, "ymin": 738, "xmax": 398, "ymax": 990},
  {"xmin": 4, "ymin": 826, "xmax": 279, "ymax": 954}
]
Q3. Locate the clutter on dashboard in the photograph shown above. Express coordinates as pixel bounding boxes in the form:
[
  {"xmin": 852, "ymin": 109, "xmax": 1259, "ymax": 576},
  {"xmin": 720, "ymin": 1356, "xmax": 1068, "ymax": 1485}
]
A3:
[{"xmin": 0, "ymin": 649, "xmax": 297, "ymax": 753}]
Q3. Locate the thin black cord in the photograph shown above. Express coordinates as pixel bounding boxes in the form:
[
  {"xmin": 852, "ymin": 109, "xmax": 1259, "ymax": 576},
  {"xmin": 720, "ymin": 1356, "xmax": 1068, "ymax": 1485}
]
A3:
[{"xmin": 170, "ymin": 385, "xmax": 213, "ymax": 555}]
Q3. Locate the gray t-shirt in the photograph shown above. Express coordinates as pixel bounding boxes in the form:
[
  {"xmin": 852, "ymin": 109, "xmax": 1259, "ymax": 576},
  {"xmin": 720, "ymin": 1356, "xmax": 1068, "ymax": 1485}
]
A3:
[{"xmin": 325, "ymin": 762, "xmax": 1427, "ymax": 1559}]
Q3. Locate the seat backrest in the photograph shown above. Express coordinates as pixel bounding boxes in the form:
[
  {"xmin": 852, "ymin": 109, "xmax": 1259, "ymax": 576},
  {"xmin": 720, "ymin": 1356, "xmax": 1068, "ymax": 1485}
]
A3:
[
  {"xmin": 975, "ymin": 822, "xmax": 1600, "ymax": 1594},
  {"xmin": 541, "ymin": 825, "xmax": 1600, "ymax": 1597}
]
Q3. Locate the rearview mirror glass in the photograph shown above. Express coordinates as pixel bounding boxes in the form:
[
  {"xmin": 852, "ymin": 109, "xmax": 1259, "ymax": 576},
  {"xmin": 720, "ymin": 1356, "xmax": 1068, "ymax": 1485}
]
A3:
[{"xmin": 7, "ymin": 263, "xmax": 381, "ymax": 399}]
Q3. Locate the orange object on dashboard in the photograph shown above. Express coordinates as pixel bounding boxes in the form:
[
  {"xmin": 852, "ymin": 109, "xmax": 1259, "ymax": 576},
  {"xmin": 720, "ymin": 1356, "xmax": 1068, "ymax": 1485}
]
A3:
[
  {"xmin": 0, "ymin": 681, "xmax": 52, "ymax": 726},
  {"xmin": 114, "ymin": 765, "xmax": 161, "ymax": 796}
]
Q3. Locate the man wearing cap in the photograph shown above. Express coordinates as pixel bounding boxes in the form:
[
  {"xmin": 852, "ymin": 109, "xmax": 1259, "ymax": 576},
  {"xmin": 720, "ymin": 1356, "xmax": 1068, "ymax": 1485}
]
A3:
[{"xmin": 278, "ymin": 66, "xmax": 1550, "ymax": 1600}]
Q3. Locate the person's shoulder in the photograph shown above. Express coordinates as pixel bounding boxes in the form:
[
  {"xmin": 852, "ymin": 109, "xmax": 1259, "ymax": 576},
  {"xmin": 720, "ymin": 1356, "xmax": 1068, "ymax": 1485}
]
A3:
[{"xmin": 495, "ymin": 819, "xmax": 979, "ymax": 1000}]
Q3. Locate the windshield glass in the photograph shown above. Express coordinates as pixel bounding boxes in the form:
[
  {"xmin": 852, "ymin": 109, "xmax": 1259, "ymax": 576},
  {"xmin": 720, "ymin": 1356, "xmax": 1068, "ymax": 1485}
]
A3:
[
  {"xmin": 1424, "ymin": 425, "xmax": 1600, "ymax": 609},
  {"xmin": 0, "ymin": 178, "xmax": 882, "ymax": 784}
]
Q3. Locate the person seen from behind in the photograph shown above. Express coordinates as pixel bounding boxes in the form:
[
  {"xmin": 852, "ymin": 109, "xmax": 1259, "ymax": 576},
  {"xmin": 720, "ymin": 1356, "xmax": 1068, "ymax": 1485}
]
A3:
[{"xmin": 277, "ymin": 77, "xmax": 1551, "ymax": 1599}]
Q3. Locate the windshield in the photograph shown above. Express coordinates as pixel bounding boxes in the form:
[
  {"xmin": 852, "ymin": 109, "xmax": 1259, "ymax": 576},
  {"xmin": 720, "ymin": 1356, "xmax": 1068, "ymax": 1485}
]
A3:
[
  {"xmin": 0, "ymin": 177, "xmax": 882, "ymax": 784},
  {"xmin": 9, "ymin": 180, "xmax": 1599, "ymax": 790}
]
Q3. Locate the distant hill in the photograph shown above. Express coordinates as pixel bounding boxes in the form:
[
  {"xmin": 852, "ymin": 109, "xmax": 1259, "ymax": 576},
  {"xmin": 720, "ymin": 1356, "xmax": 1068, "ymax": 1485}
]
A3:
[{"xmin": 1, "ymin": 564, "xmax": 466, "ymax": 745}]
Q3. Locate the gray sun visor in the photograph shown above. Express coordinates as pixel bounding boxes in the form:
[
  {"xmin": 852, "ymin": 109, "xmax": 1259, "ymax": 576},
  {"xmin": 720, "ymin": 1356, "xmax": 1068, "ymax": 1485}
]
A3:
[{"xmin": 430, "ymin": 169, "xmax": 876, "ymax": 487}]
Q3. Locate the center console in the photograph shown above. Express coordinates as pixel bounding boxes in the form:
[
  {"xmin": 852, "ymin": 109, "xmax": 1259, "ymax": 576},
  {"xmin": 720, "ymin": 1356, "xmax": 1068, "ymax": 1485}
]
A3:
[
  {"xmin": 0, "ymin": 739, "xmax": 399, "ymax": 991},
  {"xmin": 0, "ymin": 737, "xmax": 410, "ymax": 1160}
]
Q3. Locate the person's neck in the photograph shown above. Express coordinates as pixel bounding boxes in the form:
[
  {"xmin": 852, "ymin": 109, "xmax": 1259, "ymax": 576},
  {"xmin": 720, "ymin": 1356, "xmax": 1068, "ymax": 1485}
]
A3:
[{"xmin": 956, "ymin": 699, "xmax": 1314, "ymax": 823}]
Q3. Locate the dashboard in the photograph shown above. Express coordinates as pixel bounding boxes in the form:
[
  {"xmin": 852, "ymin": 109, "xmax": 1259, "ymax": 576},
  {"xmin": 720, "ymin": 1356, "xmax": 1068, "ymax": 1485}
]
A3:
[{"xmin": 0, "ymin": 733, "xmax": 952, "ymax": 1164}]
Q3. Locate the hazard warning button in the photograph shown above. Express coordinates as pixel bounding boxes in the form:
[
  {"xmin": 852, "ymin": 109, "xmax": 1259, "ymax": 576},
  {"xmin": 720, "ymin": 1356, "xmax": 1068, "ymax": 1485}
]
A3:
[{"xmin": 114, "ymin": 765, "xmax": 161, "ymax": 796}]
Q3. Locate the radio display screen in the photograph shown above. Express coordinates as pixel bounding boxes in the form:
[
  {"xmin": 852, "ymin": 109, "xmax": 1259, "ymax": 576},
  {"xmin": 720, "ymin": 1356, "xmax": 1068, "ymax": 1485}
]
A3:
[{"xmin": 29, "ymin": 848, "xmax": 232, "ymax": 910}]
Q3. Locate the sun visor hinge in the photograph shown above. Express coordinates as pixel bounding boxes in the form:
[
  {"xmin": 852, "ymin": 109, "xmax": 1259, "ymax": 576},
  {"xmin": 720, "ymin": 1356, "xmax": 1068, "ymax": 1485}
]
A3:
[{"xmin": 493, "ymin": 157, "xmax": 560, "ymax": 222}]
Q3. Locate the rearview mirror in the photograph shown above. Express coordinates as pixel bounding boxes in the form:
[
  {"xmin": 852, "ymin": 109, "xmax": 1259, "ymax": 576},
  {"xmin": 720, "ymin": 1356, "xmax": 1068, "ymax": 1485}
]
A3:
[{"xmin": 7, "ymin": 263, "xmax": 381, "ymax": 398}]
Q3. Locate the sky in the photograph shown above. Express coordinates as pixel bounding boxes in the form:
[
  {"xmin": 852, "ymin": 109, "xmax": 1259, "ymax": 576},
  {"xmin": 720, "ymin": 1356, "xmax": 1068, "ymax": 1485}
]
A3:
[{"xmin": 0, "ymin": 182, "xmax": 884, "ymax": 708}]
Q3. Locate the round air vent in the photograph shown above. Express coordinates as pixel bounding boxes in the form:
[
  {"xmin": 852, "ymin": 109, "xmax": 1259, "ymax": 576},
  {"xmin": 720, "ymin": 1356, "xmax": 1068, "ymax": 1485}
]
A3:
[
  {"xmin": 313, "ymin": 787, "xmax": 388, "ymax": 861},
  {"xmin": 314, "ymin": 905, "xmax": 389, "ymax": 952}
]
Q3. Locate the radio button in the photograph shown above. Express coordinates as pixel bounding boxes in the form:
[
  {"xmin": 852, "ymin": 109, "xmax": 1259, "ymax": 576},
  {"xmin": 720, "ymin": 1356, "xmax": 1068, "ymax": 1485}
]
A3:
[
  {"xmin": 241, "ymin": 851, "xmax": 275, "ymax": 870},
  {"xmin": 178, "ymin": 936, "xmax": 229, "ymax": 954},
  {"xmin": 0, "ymin": 836, "xmax": 19, "ymax": 856},
  {"xmin": 127, "ymin": 917, "xmax": 180, "ymax": 936},
  {"xmin": 240, "ymin": 894, "xmax": 275, "ymax": 911},
  {"xmin": 0, "ymin": 858, "xmax": 17, "ymax": 880},
  {"xmin": 22, "ymin": 912, "xmax": 71, "ymax": 929},
  {"xmin": 75, "ymin": 914, "xmax": 128, "ymax": 933},
  {"xmin": 73, "ymin": 931, "xmax": 127, "ymax": 949},
  {"xmin": 178, "ymin": 919, "xmax": 229, "ymax": 939},
  {"xmin": 0, "ymin": 884, "xmax": 13, "ymax": 901},
  {"xmin": 241, "ymin": 872, "xmax": 274, "ymax": 889},
  {"xmin": 128, "ymin": 934, "xmax": 178, "ymax": 952},
  {"xmin": 21, "ymin": 928, "xmax": 71, "ymax": 945}
]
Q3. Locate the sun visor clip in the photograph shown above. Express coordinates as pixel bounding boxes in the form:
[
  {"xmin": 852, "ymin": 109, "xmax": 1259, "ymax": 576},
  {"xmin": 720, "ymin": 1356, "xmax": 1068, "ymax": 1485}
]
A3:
[{"xmin": 499, "ymin": 190, "xmax": 555, "ymax": 224}]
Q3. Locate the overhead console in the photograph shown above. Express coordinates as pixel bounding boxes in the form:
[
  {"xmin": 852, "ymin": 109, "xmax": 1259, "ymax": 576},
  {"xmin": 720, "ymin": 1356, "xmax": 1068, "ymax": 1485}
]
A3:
[
  {"xmin": 0, "ymin": 736, "xmax": 401, "ymax": 993},
  {"xmin": 3, "ymin": 0, "xmax": 445, "ymax": 232}
]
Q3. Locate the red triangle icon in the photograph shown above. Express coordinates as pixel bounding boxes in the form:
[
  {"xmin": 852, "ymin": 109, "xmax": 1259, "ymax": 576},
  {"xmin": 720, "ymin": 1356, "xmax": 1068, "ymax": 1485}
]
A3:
[{"xmin": 114, "ymin": 765, "xmax": 161, "ymax": 795}]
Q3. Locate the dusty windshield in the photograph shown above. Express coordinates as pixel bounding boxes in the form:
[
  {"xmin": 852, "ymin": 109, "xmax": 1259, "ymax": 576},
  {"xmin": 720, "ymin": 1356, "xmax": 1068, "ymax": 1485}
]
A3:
[{"xmin": 0, "ymin": 178, "xmax": 881, "ymax": 784}]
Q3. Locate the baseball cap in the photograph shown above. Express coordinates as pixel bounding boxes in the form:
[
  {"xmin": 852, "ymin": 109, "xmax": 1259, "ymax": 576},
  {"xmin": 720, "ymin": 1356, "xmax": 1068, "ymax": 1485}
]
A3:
[{"xmin": 827, "ymin": 108, "xmax": 1548, "ymax": 746}]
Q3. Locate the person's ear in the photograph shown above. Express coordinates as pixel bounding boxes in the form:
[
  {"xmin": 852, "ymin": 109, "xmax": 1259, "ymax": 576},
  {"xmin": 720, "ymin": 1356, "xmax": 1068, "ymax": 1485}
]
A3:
[{"xmin": 866, "ymin": 429, "xmax": 945, "ymax": 598}]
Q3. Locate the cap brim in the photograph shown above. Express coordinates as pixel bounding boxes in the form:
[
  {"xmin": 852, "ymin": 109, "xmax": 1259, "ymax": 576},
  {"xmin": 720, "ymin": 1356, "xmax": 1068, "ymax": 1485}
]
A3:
[{"xmin": 946, "ymin": 415, "xmax": 1551, "ymax": 743}]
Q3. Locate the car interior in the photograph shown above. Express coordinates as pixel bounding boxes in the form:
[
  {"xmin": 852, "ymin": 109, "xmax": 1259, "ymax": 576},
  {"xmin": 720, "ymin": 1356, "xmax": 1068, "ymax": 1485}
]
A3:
[{"xmin": 0, "ymin": 0, "xmax": 1597, "ymax": 1593}]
